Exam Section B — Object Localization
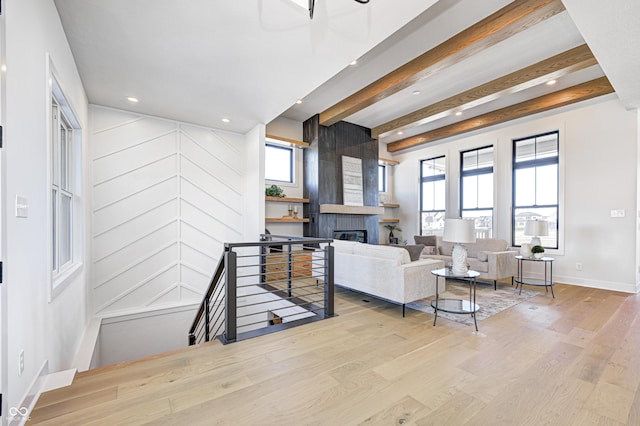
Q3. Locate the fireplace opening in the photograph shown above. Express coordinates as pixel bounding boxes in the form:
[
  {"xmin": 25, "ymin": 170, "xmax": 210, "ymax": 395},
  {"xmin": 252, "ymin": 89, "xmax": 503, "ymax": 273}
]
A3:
[{"xmin": 333, "ymin": 229, "xmax": 367, "ymax": 243}]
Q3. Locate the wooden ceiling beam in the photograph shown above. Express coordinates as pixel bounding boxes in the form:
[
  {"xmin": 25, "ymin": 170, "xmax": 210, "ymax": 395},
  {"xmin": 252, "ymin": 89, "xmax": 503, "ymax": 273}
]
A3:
[
  {"xmin": 373, "ymin": 44, "xmax": 597, "ymax": 139},
  {"xmin": 387, "ymin": 77, "xmax": 614, "ymax": 152},
  {"xmin": 319, "ymin": 0, "xmax": 566, "ymax": 127}
]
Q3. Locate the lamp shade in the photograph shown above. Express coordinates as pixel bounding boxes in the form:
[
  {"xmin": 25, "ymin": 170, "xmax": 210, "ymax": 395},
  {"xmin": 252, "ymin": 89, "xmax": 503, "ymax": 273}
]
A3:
[
  {"xmin": 443, "ymin": 218, "xmax": 476, "ymax": 244},
  {"xmin": 524, "ymin": 219, "xmax": 549, "ymax": 237}
]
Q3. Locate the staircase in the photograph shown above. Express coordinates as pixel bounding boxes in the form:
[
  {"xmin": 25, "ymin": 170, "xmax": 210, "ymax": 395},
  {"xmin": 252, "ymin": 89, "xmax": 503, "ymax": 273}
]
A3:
[{"xmin": 188, "ymin": 235, "xmax": 335, "ymax": 345}]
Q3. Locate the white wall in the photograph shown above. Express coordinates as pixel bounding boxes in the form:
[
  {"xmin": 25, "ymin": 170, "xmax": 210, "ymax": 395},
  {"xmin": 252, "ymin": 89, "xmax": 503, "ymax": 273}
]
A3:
[
  {"xmin": 90, "ymin": 106, "xmax": 250, "ymax": 316},
  {"xmin": 97, "ymin": 305, "xmax": 197, "ymax": 367},
  {"xmin": 392, "ymin": 97, "xmax": 638, "ymax": 293},
  {"xmin": 378, "ymin": 144, "xmax": 400, "ymax": 244},
  {"xmin": 4, "ymin": 0, "xmax": 90, "ymax": 411}
]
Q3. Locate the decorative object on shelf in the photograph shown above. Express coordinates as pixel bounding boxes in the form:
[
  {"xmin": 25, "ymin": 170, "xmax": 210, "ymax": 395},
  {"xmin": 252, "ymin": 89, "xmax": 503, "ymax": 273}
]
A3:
[
  {"xmin": 520, "ymin": 242, "xmax": 532, "ymax": 258},
  {"xmin": 293, "ymin": 205, "xmax": 298, "ymax": 218},
  {"xmin": 524, "ymin": 219, "xmax": 548, "ymax": 246},
  {"xmin": 265, "ymin": 184, "xmax": 286, "ymax": 198},
  {"xmin": 384, "ymin": 224, "xmax": 401, "ymax": 245},
  {"xmin": 531, "ymin": 245, "xmax": 545, "ymax": 259},
  {"xmin": 287, "ymin": 204, "xmax": 293, "ymax": 216},
  {"xmin": 443, "ymin": 218, "xmax": 476, "ymax": 275}
]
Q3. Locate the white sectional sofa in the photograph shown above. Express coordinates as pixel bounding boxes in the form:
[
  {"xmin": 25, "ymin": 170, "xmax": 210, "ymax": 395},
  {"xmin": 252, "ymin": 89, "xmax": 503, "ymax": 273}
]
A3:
[
  {"xmin": 416, "ymin": 235, "xmax": 518, "ymax": 289},
  {"xmin": 328, "ymin": 239, "xmax": 445, "ymax": 316}
]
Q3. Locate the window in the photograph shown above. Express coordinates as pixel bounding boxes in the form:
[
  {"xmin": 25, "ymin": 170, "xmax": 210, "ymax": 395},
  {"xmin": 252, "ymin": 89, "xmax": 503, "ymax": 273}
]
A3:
[
  {"xmin": 49, "ymin": 68, "xmax": 83, "ymax": 298},
  {"xmin": 512, "ymin": 131, "xmax": 559, "ymax": 248},
  {"xmin": 51, "ymin": 99, "xmax": 73, "ymax": 273},
  {"xmin": 265, "ymin": 144, "xmax": 293, "ymax": 183},
  {"xmin": 461, "ymin": 146, "xmax": 493, "ymax": 238},
  {"xmin": 420, "ymin": 156, "xmax": 446, "ymax": 235},
  {"xmin": 378, "ymin": 164, "xmax": 386, "ymax": 192}
]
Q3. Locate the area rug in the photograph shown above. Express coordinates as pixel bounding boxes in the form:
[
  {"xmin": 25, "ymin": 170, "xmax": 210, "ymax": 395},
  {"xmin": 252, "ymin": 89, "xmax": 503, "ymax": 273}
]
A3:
[{"xmin": 406, "ymin": 280, "xmax": 539, "ymax": 326}]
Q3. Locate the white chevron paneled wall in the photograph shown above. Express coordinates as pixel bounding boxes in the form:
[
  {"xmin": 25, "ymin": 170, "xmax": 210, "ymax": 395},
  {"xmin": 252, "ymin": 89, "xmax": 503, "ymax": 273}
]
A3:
[{"xmin": 90, "ymin": 106, "xmax": 245, "ymax": 315}]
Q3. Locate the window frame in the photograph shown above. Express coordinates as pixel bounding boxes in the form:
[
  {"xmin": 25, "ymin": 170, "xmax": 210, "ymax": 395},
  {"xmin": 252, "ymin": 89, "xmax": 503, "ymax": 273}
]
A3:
[
  {"xmin": 460, "ymin": 145, "xmax": 494, "ymax": 238},
  {"xmin": 511, "ymin": 130, "xmax": 560, "ymax": 249},
  {"xmin": 419, "ymin": 155, "xmax": 446, "ymax": 236},
  {"xmin": 47, "ymin": 58, "xmax": 83, "ymax": 301},
  {"xmin": 51, "ymin": 99, "xmax": 74, "ymax": 275},
  {"xmin": 378, "ymin": 164, "xmax": 386, "ymax": 193},
  {"xmin": 265, "ymin": 143, "xmax": 294, "ymax": 183}
]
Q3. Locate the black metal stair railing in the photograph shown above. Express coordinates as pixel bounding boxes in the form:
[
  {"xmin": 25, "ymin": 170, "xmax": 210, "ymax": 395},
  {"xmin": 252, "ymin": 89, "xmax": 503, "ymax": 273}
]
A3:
[
  {"xmin": 188, "ymin": 254, "xmax": 226, "ymax": 346},
  {"xmin": 188, "ymin": 235, "xmax": 334, "ymax": 346}
]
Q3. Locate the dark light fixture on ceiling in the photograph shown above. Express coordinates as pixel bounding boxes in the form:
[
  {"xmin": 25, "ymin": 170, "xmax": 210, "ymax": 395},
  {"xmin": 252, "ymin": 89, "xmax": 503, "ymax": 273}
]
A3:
[{"xmin": 308, "ymin": 0, "xmax": 370, "ymax": 20}]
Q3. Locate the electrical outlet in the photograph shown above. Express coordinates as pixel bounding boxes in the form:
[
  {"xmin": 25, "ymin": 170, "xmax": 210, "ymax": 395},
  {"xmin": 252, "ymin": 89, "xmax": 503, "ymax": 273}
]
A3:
[
  {"xmin": 576, "ymin": 262, "xmax": 583, "ymax": 271},
  {"xmin": 19, "ymin": 349, "xmax": 24, "ymax": 376}
]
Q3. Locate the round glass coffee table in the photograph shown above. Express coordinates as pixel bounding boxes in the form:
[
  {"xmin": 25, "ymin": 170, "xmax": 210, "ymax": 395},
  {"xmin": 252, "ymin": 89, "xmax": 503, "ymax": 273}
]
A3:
[{"xmin": 431, "ymin": 268, "xmax": 481, "ymax": 331}]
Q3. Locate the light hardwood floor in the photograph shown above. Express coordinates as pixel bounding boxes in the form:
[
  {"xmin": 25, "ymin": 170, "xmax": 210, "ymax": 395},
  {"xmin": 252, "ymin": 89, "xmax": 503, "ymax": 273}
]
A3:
[{"xmin": 30, "ymin": 282, "xmax": 640, "ymax": 425}]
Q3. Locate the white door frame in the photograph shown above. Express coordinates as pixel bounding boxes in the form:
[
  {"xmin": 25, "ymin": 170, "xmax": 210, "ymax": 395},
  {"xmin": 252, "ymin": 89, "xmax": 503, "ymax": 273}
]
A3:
[{"xmin": 0, "ymin": 1, "xmax": 7, "ymax": 423}]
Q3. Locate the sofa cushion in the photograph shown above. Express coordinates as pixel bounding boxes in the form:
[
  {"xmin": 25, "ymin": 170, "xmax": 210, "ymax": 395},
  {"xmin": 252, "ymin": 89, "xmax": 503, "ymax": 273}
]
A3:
[
  {"xmin": 331, "ymin": 239, "xmax": 359, "ymax": 254},
  {"xmin": 353, "ymin": 243, "xmax": 410, "ymax": 265},
  {"xmin": 475, "ymin": 238, "xmax": 508, "ymax": 252},
  {"xmin": 422, "ymin": 245, "xmax": 438, "ymax": 256},
  {"xmin": 414, "ymin": 235, "xmax": 436, "ymax": 246},
  {"xmin": 391, "ymin": 244, "xmax": 424, "ymax": 261},
  {"xmin": 468, "ymin": 257, "xmax": 489, "ymax": 273},
  {"xmin": 477, "ymin": 251, "xmax": 489, "ymax": 262}
]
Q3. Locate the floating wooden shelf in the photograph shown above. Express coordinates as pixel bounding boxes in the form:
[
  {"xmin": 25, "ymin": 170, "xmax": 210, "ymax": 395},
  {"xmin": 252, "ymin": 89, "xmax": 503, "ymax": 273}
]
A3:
[
  {"xmin": 379, "ymin": 219, "xmax": 400, "ymax": 223},
  {"xmin": 319, "ymin": 204, "xmax": 384, "ymax": 215},
  {"xmin": 379, "ymin": 157, "xmax": 400, "ymax": 166},
  {"xmin": 382, "ymin": 203, "xmax": 400, "ymax": 208},
  {"xmin": 266, "ymin": 134, "xmax": 310, "ymax": 149},
  {"xmin": 265, "ymin": 196, "xmax": 309, "ymax": 203},
  {"xmin": 266, "ymin": 217, "xmax": 310, "ymax": 223}
]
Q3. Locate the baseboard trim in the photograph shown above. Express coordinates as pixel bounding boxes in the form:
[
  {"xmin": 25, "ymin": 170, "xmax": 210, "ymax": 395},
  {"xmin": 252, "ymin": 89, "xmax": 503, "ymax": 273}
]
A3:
[
  {"xmin": 98, "ymin": 302, "xmax": 200, "ymax": 324},
  {"xmin": 75, "ymin": 317, "xmax": 102, "ymax": 372},
  {"xmin": 9, "ymin": 360, "xmax": 48, "ymax": 426},
  {"xmin": 549, "ymin": 273, "xmax": 637, "ymax": 294}
]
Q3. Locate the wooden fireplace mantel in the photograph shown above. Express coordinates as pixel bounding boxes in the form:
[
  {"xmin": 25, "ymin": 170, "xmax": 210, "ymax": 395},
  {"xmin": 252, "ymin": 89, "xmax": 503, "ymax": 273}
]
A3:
[{"xmin": 319, "ymin": 204, "xmax": 384, "ymax": 215}]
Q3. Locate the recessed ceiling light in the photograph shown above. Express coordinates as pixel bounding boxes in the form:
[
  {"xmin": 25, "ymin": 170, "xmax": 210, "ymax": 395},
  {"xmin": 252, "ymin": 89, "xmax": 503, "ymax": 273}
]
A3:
[
  {"xmin": 350, "ymin": 60, "xmax": 358, "ymax": 66},
  {"xmin": 296, "ymin": 99, "xmax": 303, "ymax": 104},
  {"xmin": 397, "ymin": 131, "xmax": 404, "ymax": 135},
  {"xmin": 412, "ymin": 90, "xmax": 421, "ymax": 96},
  {"xmin": 221, "ymin": 118, "xmax": 231, "ymax": 123},
  {"xmin": 127, "ymin": 96, "xmax": 139, "ymax": 103},
  {"xmin": 455, "ymin": 111, "xmax": 463, "ymax": 116},
  {"xmin": 546, "ymin": 80, "xmax": 557, "ymax": 85}
]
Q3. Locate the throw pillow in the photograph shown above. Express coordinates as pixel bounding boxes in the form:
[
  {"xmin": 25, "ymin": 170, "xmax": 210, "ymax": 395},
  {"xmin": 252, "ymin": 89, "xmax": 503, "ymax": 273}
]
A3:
[
  {"xmin": 414, "ymin": 235, "xmax": 436, "ymax": 246},
  {"xmin": 404, "ymin": 244, "xmax": 425, "ymax": 261},
  {"xmin": 390, "ymin": 244, "xmax": 424, "ymax": 261},
  {"xmin": 422, "ymin": 246, "xmax": 438, "ymax": 255},
  {"xmin": 477, "ymin": 251, "xmax": 489, "ymax": 262}
]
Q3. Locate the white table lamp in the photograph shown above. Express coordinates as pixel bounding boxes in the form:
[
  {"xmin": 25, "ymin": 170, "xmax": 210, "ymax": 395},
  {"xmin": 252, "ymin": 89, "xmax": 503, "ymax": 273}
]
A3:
[
  {"xmin": 524, "ymin": 219, "xmax": 548, "ymax": 246},
  {"xmin": 443, "ymin": 218, "xmax": 476, "ymax": 275}
]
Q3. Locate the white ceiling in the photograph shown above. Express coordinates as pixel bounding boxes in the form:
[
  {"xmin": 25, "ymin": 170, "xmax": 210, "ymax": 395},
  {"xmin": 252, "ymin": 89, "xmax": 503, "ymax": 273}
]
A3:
[
  {"xmin": 54, "ymin": 0, "xmax": 640, "ymax": 145},
  {"xmin": 53, "ymin": 0, "xmax": 439, "ymax": 133}
]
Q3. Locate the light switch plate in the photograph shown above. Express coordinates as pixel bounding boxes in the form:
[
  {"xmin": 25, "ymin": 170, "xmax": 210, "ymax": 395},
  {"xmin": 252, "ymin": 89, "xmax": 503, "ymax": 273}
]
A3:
[
  {"xmin": 610, "ymin": 209, "xmax": 625, "ymax": 218},
  {"xmin": 15, "ymin": 195, "xmax": 28, "ymax": 218}
]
